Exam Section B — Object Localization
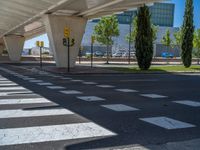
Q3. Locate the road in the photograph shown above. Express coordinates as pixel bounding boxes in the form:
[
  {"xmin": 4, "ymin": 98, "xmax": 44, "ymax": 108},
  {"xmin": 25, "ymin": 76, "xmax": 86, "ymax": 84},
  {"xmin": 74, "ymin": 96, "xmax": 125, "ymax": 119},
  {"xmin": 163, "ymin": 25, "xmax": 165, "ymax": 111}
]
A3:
[{"xmin": 0, "ymin": 64, "xmax": 200, "ymax": 150}]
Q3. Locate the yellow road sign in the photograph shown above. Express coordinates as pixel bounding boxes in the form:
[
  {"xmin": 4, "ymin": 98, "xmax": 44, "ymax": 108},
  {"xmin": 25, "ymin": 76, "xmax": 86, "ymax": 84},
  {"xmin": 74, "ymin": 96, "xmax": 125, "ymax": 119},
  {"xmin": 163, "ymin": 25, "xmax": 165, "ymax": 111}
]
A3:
[{"xmin": 64, "ymin": 27, "xmax": 70, "ymax": 38}]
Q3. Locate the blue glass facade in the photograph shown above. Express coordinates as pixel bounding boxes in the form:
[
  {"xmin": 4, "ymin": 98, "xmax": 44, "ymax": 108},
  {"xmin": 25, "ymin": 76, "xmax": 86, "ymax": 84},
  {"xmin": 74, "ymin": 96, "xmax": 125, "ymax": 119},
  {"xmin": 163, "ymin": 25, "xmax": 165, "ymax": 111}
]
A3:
[{"xmin": 93, "ymin": 3, "xmax": 175, "ymax": 27}]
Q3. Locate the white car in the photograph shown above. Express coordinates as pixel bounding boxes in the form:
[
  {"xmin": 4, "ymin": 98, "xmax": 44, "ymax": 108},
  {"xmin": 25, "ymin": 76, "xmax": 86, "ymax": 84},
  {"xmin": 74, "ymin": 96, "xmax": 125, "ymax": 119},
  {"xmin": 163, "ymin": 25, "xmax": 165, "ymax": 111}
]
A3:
[{"xmin": 122, "ymin": 52, "xmax": 136, "ymax": 57}]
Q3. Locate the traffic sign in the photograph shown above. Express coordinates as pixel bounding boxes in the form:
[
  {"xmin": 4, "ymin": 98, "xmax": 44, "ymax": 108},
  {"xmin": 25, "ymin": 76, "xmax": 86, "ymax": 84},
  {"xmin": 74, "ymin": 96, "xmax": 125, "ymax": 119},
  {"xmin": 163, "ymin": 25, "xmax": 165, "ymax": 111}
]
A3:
[{"xmin": 64, "ymin": 27, "xmax": 70, "ymax": 38}]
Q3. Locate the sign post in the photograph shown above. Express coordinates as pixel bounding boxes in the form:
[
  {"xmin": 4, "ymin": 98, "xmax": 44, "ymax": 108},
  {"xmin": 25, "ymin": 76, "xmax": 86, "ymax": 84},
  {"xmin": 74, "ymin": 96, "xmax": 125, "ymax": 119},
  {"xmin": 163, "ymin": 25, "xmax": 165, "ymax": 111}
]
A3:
[
  {"xmin": 36, "ymin": 41, "xmax": 44, "ymax": 69},
  {"xmin": 91, "ymin": 35, "xmax": 95, "ymax": 68},
  {"xmin": 63, "ymin": 27, "xmax": 75, "ymax": 72}
]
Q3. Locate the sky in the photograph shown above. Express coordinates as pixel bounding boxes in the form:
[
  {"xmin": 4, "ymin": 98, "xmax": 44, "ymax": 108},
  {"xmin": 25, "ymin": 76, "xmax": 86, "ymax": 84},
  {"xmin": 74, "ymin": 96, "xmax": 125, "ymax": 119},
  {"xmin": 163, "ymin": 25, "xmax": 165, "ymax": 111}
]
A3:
[{"xmin": 24, "ymin": 0, "xmax": 200, "ymax": 49}]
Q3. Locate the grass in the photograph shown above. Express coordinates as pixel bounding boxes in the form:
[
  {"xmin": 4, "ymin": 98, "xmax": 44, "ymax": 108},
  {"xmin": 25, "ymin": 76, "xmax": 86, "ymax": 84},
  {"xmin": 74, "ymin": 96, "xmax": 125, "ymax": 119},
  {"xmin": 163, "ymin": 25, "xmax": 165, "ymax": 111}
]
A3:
[{"xmin": 109, "ymin": 65, "xmax": 200, "ymax": 73}]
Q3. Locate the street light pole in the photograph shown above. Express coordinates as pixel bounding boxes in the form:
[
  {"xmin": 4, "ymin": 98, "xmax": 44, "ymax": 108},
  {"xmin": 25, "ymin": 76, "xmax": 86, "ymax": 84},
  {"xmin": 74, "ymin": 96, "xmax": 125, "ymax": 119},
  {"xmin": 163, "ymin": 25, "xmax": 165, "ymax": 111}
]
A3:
[{"xmin": 128, "ymin": 12, "xmax": 133, "ymax": 65}]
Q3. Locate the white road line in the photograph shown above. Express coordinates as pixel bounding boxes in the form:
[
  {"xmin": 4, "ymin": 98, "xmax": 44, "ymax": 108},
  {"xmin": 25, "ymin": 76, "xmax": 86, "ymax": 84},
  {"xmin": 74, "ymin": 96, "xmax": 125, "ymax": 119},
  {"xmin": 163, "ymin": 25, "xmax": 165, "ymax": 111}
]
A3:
[
  {"xmin": 29, "ymin": 80, "xmax": 43, "ymax": 83},
  {"xmin": 0, "ymin": 122, "xmax": 116, "ymax": 146},
  {"xmin": 0, "ymin": 91, "xmax": 33, "ymax": 96},
  {"xmin": 96, "ymin": 85, "xmax": 115, "ymax": 88},
  {"xmin": 0, "ymin": 108, "xmax": 74, "ymax": 119},
  {"xmin": 37, "ymin": 82, "xmax": 53, "ymax": 86},
  {"xmin": 141, "ymin": 94, "xmax": 168, "ymax": 98},
  {"xmin": 140, "ymin": 117, "xmax": 195, "ymax": 129},
  {"xmin": 0, "ymin": 87, "xmax": 26, "ymax": 91},
  {"xmin": 0, "ymin": 83, "xmax": 18, "ymax": 86},
  {"xmin": 0, "ymin": 98, "xmax": 52, "ymax": 105},
  {"xmin": 115, "ymin": 89, "xmax": 138, "ymax": 93},
  {"xmin": 60, "ymin": 90, "xmax": 83, "ymax": 95},
  {"xmin": 71, "ymin": 80, "xmax": 84, "ymax": 82},
  {"xmin": 77, "ymin": 96, "xmax": 105, "ymax": 101},
  {"xmin": 101, "ymin": 104, "xmax": 139, "ymax": 111},
  {"xmin": 46, "ymin": 86, "xmax": 66, "ymax": 90},
  {"xmin": 173, "ymin": 100, "xmax": 200, "ymax": 107}
]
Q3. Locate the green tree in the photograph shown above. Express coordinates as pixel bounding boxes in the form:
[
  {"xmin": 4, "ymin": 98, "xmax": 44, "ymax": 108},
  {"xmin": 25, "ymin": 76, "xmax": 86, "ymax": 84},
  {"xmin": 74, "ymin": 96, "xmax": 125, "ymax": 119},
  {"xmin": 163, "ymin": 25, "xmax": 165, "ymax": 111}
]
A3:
[
  {"xmin": 135, "ymin": 5, "xmax": 153, "ymax": 70},
  {"xmin": 193, "ymin": 29, "xmax": 200, "ymax": 64},
  {"xmin": 126, "ymin": 16, "xmax": 157, "ymax": 43},
  {"xmin": 94, "ymin": 15, "xmax": 119, "ymax": 64},
  {"xmin": 181, "ymin": 0, "xmax": 194, "ymax": 68},
  {"xmin": 174, "ymin": 28, "xmax": 182, "ymax": 48},
  {"xmin": 125, "ymin": 16, "xmax": 138, "ymax": 43},
  {"xmin": 161, "ymin": 29, "xmax": 172, "ymax": 55}
]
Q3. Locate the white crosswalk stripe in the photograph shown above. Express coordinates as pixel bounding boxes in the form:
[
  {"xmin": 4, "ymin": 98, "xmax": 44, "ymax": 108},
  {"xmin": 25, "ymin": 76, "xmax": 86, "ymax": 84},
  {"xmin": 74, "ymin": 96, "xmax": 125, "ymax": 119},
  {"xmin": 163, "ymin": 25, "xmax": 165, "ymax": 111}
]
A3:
[
  {"xmin": 0, "ymin": 108, "xmax": 74, "ymax": 119},
  {"xmin": 0, "ymin": 122, "xmax": 116, "ymax": 146},
  {"xmin": 0, "ymin": 98, "xmax": 52, "ymax": 105},
  {"xmin": 0, "ymin": 87, "xmax": 26, "ymax": 91}
]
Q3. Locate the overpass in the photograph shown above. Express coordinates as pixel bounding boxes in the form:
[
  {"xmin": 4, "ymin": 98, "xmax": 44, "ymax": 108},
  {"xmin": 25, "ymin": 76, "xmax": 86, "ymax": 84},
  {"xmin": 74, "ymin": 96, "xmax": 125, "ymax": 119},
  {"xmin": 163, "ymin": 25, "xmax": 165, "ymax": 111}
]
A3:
[{"xmin": 0, "ymin": 0, "xmax": 163, "ymax": 67}]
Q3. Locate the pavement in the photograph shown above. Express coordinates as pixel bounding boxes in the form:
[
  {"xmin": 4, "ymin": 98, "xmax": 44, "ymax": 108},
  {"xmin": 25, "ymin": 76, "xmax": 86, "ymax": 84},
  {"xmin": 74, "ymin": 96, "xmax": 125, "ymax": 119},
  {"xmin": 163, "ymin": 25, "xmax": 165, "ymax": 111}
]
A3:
[{"xmin": 0, "ymin": 63, "xmax": 200, "ymax": 150}]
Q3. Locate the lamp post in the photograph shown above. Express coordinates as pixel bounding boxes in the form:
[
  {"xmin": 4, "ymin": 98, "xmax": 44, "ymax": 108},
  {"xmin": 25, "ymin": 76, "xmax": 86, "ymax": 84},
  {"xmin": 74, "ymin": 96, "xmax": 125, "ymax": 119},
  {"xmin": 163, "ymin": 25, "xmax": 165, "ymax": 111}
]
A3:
[
  {"xmin": 91, "ymin": 35, "xmax": 95, "ymax": 68},
  {"xmin": 128, "ymin": 11, "xmax": 134, "ymax": 65}
]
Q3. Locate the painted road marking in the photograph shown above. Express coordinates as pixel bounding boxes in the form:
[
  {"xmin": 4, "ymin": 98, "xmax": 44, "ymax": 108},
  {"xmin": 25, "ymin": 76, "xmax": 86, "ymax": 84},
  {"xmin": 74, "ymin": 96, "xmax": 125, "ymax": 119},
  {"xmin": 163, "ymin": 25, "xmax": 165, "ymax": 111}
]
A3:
[
  {"xmin": 37, "ymin": 82, "xmax": 53, "ymax": 86},
  {"xmin": 0, "ymin": 83, "xmax": 18, "ymax": 86},
  {"xmin": 115, "ymin": 89, "xmax": 138, "ymax": 93},
  {"xmin": 47, "ymin": 86, "xmax": 66, "ymax": 90},
  {"xmin": 77, "ymin": 96, "xmax": 105, "ymax": 101},
  {"xmin": 0, "ymin": 91, "xmax": 33, "ymax": 96},
  {"xmin": 0, "ymin": 122, "xmax": 116, "ymax": 146},
  {"xmin": 0, "ymin": 98, "xmax": 52, "ymax": 105},
  {"xmin": 140, "ymin": 117, "xmax": 195, "ymax": 129},
  {"xmin": 102, "ymin": 104, "xmax": 139, "ymax": 112},
  {"xmin": 0, "ymin": 87, "xmax": 26, "ymax": 91},
  {"xmin": 82, "ymin": 82, "xmax": 97, "ymax": 85},
  {"xmin": 173, "ymin": 100, "xmax": 200, "ymax": 107},
  {"xmin": 96, "ymin": 85, "xmax": 115, "ymax": 88},
  {"xmin": 71, "ymin": 80, "xmax": 84, "ymax": 82},
  {"xmin": 29, "ymin": 80, "xmax": 43, "ymax": 83},
  {"xmin": 141, "ymin": 94, "xmax": 168, "ymax": 98},
  {"xmin": 60, "ymin": 90, "xmax": 83, "ymax": 95},
  {"xmin": 0, "ymin": 108, "xmax": 74, "ymax": 119}
]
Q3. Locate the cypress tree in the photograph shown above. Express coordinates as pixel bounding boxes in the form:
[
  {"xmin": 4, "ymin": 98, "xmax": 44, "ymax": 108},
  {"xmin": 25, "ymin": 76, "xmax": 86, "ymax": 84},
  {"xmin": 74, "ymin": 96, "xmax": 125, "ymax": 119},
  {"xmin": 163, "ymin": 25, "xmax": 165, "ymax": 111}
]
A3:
[
  {"xmin": 181, "ymin": 0, "xmax": 194, "ymax": 68},
  {"xmin": 135, "ymin": 5, "xmax": 153, "ymax": 70}
]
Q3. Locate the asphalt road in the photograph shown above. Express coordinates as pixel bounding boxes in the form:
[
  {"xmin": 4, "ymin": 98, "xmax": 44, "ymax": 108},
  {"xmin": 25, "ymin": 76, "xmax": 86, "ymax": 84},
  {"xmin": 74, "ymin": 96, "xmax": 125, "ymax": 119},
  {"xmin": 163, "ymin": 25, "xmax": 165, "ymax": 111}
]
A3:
[{"xmin": 0, "ymin": 64, "xmax": 200, "ymax": 150}]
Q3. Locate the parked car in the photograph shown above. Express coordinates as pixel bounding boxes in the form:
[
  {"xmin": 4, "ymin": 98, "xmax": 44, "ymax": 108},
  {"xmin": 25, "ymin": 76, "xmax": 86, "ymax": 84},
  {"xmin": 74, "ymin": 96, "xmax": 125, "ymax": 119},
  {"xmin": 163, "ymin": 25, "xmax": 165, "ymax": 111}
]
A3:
[
  {"xmin": 161, "ymin": 52, "xmax": 174, "ymax": 58},
  {"xmin": 94, "ymin": 51, "xmax": 104, "ymax": 57},
  {"xmin": 122, "ymin": 52, "xmax": 136, "ymax": 57},
  {"xmin": 112, "ymin": 52, "xmax": 124, "ymax": 57}
]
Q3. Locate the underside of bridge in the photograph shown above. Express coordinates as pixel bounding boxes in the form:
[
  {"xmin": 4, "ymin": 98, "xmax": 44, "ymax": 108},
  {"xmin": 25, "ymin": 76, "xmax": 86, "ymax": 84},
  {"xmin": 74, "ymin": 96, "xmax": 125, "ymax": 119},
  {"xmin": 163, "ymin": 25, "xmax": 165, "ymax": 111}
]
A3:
[{"xmin": 0, "ymin": 0, "xmax": 163, "ymax": 67}]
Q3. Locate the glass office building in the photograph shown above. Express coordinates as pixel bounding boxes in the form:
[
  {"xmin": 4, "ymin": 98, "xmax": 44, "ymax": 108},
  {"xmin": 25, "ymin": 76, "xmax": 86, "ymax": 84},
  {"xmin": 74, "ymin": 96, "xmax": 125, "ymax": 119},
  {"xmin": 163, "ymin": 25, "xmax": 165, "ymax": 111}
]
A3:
[{"xmin": 93, "ymin": 2, "xmax": 175, "ymax": 27}]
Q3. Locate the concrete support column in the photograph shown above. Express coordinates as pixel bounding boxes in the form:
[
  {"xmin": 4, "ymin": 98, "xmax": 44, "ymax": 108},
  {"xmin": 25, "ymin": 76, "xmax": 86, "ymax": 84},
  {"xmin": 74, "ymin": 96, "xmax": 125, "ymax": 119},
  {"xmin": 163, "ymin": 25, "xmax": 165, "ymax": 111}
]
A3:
[
  {"xmin": 43, "ymin": 15, "xmax": 87, "ymax": 68},
  {"xmin": 3, "ymin": 35, "xmax": 25, "ymax": 62},
  {"xmin": 0, "ymin": 45, "xmax": 4, "ymax": 56}
]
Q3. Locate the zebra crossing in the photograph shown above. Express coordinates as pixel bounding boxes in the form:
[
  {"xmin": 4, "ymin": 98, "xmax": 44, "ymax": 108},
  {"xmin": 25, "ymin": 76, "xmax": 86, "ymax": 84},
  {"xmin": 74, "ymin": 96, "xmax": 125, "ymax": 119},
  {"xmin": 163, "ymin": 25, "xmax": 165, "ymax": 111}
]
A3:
[
  {"xmin": 0, "ymin": 66, "xmax": 200, "ymax": 149},
  {"xmin": 0, "ymin": 71, "xmax": 116, "ymax": 148}
]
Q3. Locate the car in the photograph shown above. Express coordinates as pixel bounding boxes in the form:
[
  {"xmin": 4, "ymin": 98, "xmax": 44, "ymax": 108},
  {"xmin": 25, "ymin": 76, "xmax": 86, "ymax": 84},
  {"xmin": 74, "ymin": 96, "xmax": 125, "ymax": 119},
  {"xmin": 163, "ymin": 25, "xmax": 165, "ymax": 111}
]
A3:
[
  {"xmin": 122, "ymin": 52, "xmax": 136, "ymax": 57},
  {"xmin": 94, "ymin": 51, "xmax": 104, "ymax": 57},
  {"xmin": 112, "ymin": 52, "xmax": 124, "ymax": 57},
  {"xmin": 161, "ymin": 52, "xmax": 174, "ymax": 58}
]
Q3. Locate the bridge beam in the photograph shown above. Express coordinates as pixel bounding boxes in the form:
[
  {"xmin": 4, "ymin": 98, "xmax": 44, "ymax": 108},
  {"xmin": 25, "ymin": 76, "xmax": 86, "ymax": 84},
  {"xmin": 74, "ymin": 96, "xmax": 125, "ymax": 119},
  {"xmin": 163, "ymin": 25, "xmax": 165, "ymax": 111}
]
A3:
[
  {"xmin": 3, "ymin": 35, "xmax": 25, "ymax": 62},
  {"xmin": 43, "ymin": 15, "xmax": 87, "ymax": 68}
]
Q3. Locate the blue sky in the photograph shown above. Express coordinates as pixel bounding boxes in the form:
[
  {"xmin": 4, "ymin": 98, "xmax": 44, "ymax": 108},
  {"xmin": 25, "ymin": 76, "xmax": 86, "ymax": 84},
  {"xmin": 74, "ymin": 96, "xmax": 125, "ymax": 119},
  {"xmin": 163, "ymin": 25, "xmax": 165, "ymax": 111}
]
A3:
[{"xmin": 24, "ymin": 0, "xmax": 200, "ymax": 48}]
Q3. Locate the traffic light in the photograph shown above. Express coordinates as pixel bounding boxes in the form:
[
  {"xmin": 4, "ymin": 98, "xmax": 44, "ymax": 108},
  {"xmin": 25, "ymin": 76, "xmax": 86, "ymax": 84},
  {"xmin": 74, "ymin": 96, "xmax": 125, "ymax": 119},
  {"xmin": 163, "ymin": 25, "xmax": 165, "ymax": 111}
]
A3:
[{"xmin": 64, "ymin": 27, "xmax": 70, "ymax": 38}]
